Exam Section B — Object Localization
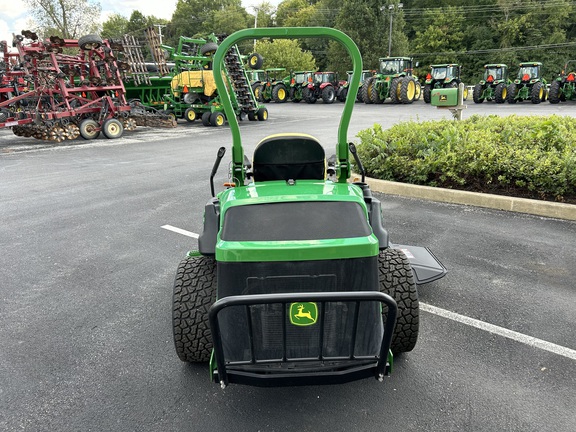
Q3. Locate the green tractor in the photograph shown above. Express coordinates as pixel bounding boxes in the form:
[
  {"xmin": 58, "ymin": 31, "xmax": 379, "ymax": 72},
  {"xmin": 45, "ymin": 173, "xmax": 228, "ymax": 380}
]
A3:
[
  {"xmin": 423, "ymin": 64, "xmax": 468, "ymax": 103},
  {"xmin": 548, "ymin": 61, "xmax": 576, "ymax": 104},
  {"xmin": 362, "ymin": 57, "xmax": 420, "ymax": 104},
  {"xmin": 172, "ymin": 27, "xmax": 446, "ymax": 388},
  {"xmin": 287, "ymin": 70, "xmax": 312, "ymax": 103},
  {"xmin": 254, "ymin": 68, "xmax": 289, "ymax": 103},
  {"xmin": 122, "ymin": 32, "xmax": 266, "ymax": 127},
  {"xmin": 247, "ymin": 69, "xmax": 266, "ymax": 101},
  {"xmin": 339, "ymin": 70, "xmax": 375, "ymax": 102},
  {"xmin": 507, "ymin": 62, "xmax": 547, "ymax": 104},
  {"xmin": 472, "ymin": 64, "xmax": 510, "ymax": 104}
]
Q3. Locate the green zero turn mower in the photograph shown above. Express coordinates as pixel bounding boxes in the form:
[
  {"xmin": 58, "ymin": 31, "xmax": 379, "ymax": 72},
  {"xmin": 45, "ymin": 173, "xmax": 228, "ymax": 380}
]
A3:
[{"xmin": 172, "ymin": 27, "xmax": 447, "ymax": 388}]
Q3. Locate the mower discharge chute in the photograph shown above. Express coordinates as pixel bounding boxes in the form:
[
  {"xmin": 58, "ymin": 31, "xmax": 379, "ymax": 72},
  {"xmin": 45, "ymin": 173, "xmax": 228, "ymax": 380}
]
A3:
[{"xmin": 172, "ymin": 27, "xmax": 446, "ymax": 388}]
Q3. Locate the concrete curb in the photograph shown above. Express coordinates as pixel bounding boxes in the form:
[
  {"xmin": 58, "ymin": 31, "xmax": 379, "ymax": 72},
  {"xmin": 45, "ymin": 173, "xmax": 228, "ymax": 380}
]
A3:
[{"xmin": 362, "ymin": 177, "xmax": 576, "ymax": 222}]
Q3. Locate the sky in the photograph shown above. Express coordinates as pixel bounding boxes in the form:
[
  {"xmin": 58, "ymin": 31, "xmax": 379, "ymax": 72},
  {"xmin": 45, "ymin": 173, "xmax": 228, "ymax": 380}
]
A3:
[{"xmin": 0, "ymin": 0, "xmax": 281, "ymax": 47}]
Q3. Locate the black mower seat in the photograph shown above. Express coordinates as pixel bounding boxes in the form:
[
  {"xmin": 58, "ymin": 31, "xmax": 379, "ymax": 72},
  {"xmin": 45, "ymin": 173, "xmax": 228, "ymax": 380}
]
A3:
[{"xmin": 252, "ymin": 133, "xmax": 326, "ymax": 182}]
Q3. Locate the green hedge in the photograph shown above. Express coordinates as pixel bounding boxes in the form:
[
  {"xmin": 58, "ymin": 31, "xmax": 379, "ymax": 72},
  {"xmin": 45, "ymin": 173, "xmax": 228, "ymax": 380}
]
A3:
[{"xmin": 355, "ymin": 115, "xmax": 576, "ymax": 203}]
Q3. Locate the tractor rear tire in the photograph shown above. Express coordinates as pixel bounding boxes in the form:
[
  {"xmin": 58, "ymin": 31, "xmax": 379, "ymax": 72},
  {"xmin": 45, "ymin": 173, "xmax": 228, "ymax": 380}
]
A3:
[
  {"xmin": 507, "ymin": 83, "xmax": 517, "ymax": 104},
  {"xmin": 414, "ymin": 81, "xmax": 422, "ymax": 101},
  {"xmin": 303, "ymin": 87, "xmax": 317, "ymax": 104},
  {"xmin": 78, "ymin": 34, "xmax": 102, "ymax": 51},
  {"xmin": 531, "ymin": 82, "xmax": 543, "ymax": 104},
  {"xmin": 370, "ymin": 80, "xmax": 384, "ymax": 104},
  {"xmin": 101, "ymin": 118, "xmax": 124, "ymax": 139},
  {"xmin": 322, "ymin": 85, "xmax": 336, "ymax": 104},
  {"xmin": 172, "ymin": 256, "xmax": 217, "ymax": 363},
  {"xmin": 362, "ymin": 77, "xmax": 375, "ymax": 104},
  {"xmin": 494, "ymin": 83, "xmax": 507, "ymax": 104},
  {"xmin": 400, "ymin": 77, "xmax": 416, "ymax": 104},
  {"xmin": 337, "ymin": 87, "xmax": 348, "ymax": 102},
  {"xmin": 473, "ymin": 84, "xmax": 484, "ymax": 104},
  {"xmin": 272, "ymin": 83, "xmax": 288, "ymax": 103},
  {"xmin": 548, "ymin": 80, "xmax": 562, "ymax": 104},
  {"xmin": 253, "ymin": 84, "xmax": 263, "ymax": 102},
  {"xmin": 378, "ymin": 248, "xmax": 419, "ymax": 354},
  {"xmin": 423, "ymin": 84, "xmax": 432, "ymax": 103},
  {"xmin": 79, "ymin": 119, "xmax": 100, "ymax": 140},
  {"xmin": 390, "ymin": 78, "xmax": 402, "ymax": 104}
]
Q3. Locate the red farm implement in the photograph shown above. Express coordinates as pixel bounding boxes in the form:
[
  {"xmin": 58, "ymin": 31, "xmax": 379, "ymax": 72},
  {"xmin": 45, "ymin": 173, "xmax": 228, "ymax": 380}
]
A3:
[{"xmin": 0, "ymin": 31, "xmax": 173, "ymax": 143}]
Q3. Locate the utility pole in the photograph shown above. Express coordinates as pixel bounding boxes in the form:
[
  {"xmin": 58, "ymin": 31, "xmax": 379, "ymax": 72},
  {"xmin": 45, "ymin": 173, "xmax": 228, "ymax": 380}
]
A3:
[
  {"xmin": 252, "ymin": 7, "xmax": 259, "ymax": 51},
  {"xmin": 383, "ymin": 3, "xmax": 403, "ymax": 57},
  {"xmin": 155, "ymin": 24, "xmax": 166, "ymax": 44}
]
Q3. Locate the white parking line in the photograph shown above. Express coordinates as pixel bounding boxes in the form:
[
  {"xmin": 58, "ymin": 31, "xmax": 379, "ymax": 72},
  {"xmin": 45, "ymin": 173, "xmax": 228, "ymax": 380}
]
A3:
[
  {"xmin": 421, "ymin": 302, "xmax": 576, "ymax": 361},
  {"xmin": 161, "ymin": 225, "xmax": 199, "ymax": 238},
  {"xmin": 161, "ymin": 224, "xmax": 576, "ymax": 361}
]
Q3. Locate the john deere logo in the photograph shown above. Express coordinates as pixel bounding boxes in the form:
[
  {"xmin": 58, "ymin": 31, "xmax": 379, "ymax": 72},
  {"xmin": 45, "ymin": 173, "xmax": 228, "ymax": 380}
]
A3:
[
  {"xmin": 289, "ymin": 302, "xmax": 318, "ymax": 326},
  {"xmin": 439, "ymin": 94, "xmax": 447, "ymax": 101}
]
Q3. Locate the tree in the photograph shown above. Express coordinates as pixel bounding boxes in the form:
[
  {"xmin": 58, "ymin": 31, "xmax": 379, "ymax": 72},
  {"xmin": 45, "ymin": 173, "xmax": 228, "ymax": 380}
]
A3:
[
  {"xmin": 203, "ymin": 5, "xmax": 250, "ymax": 35},
  {"xmin": 23, "ymin": 0, "xmax": 101, "ymax": 39},
  {"xmin": 101, "ymin": 14, "xmax": 129, "ymax": 39},
  {"xmin": 168, "ymin": 0, "xmax": 244, "ymax": 43},
  {"xmin": 253, "ymin": 39, "xmax": 316, "ymax": 72},
  {"xmin": 412, "ymin": 6, "xmax": 466, "ymax": 65}
]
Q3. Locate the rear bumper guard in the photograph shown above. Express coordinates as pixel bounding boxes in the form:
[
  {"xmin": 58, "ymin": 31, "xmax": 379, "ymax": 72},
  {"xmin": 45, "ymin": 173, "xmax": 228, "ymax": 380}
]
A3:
[{"xmin": 208, "ymin": 291, "xmax": 397, "ymax": 388}]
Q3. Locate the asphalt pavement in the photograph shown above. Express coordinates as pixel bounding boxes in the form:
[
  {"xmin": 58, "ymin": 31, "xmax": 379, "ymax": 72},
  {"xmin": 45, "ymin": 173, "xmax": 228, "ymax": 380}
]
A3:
[{"xmin": 1, "ymin": 101, "xmax": 575, "ymax": 431}]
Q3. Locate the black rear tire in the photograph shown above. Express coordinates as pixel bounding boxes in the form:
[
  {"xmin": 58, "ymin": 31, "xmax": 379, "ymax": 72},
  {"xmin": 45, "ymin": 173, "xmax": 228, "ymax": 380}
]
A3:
[
  {"xmin": 248, "ymin": 53, "xmax": 264, "ymax": 70},
  {"xmin": 362, "ymin": 77, "xmax": 375, "ymax": 104},
  {"xmin": 378, "ymin": 248, "xmax": 419, "ymax": 354},
  {"xmin": 322, "ymin": 85, "xmax": 335, "ymax": 104},
  {"xmin": 423, "ymin": 84, "xmax": 432, "ymax": 103},
  {"xmin": 201, "ymin": 111, "xmax": 211, "ymax": 126},
  {"xmin": 507, "ymin": 83, "xmax": 517, "ymax": 104},
  {"xmin": 548, "ymin": 80, "xmax": 562, "ymax": 104},
  {"xmin": 200, "ymin": 42, "xmax": 218, "ymax": 56},
  {"xmin": 531, "ymin": 82, "xmax": 543, "ymax": 104},
  {"xmin": 78, "ymin": 34, "xmax": 102, "ymax": 50},
  {"xmin": 173, "ymin": 256, "xmax": 217, "ymax": 362},
  {"xmin": 494, "ymin": 83, "xmax": 507, "ymax": 104}
]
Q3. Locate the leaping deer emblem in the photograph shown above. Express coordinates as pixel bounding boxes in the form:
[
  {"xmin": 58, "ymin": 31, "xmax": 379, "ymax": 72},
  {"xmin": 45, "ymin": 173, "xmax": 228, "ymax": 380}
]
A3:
[{"xmin": 294, "ymin": 304, "xmax": 313, "ymax": 321}]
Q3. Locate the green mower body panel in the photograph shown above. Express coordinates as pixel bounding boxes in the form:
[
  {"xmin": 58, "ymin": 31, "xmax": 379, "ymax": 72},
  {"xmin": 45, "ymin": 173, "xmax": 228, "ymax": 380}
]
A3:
[{"xmin": 172, "ymin": 27, "xmax": 446, "ymax": 389}]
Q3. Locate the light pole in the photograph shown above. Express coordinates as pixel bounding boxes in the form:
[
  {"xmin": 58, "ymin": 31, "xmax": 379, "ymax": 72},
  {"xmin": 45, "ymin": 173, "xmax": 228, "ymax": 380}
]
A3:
[
  {"xmin": 252, "ymin": 7, "xmax": 259, "ymax": 51},
  {"xmin": 384, "ymin": 3, "xmax": 403, "ymax": 57}
]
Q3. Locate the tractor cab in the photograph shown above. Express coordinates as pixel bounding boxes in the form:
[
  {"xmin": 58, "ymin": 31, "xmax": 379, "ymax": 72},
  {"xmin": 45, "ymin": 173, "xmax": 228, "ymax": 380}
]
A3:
[
  {"xmin": 483, "ymin": 64, "xmax": 508, "ymax": 83},
  {"xmin": 516, "ymin": 63, "xmax": 542, "ymax": 83},
  {"xmin": 378, "ymin": 57, "xmax": 413, "ymax": 77}
]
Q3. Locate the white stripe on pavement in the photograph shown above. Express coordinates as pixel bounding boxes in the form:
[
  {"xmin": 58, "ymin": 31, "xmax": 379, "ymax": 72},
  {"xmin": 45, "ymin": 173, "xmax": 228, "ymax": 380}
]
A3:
[
  {"xmin": 421, "ymin": 302, "xmax": 576, "ymax": 361},
  {"xmin": 161, "ymin": 225, "xmax": 199, "ymax": 238}
]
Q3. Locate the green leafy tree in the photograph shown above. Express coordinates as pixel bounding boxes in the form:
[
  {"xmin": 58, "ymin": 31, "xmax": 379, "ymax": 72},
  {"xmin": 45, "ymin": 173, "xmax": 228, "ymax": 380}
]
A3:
[
  {"xmin": 23, "ymin": 0, "xmax": 101, "ymax": 39},
  {"xmin": 276, "ymin": 0, "xmax": 312, "ymax": 27},
  {"xmin": 329, "ymin": 0, "xmax": 407, "ymax": 74},
  {"xmin": 412, "ymin": 6, "xmax": 465, "ymax": 65},
  {"xmin": 203, "ymin": 5, "xmax": 250, "ymax": 35},
  {"xmin": 101, "ymin": 14, "xmax": 129, "ymax": 39},
  {"xmin": 253, "ymin": 39, "xmax": 316, "ymax": 72},
  {"xmin": 168, "ymin": 0, "xmax": 243, "ymax": 43}
]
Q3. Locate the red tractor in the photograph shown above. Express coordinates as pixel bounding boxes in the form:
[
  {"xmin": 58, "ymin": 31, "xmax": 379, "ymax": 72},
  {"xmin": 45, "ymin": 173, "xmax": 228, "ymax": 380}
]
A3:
[{"xmin": 303, "ymin": 71, "xmax": 341, "ymax": 104}]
